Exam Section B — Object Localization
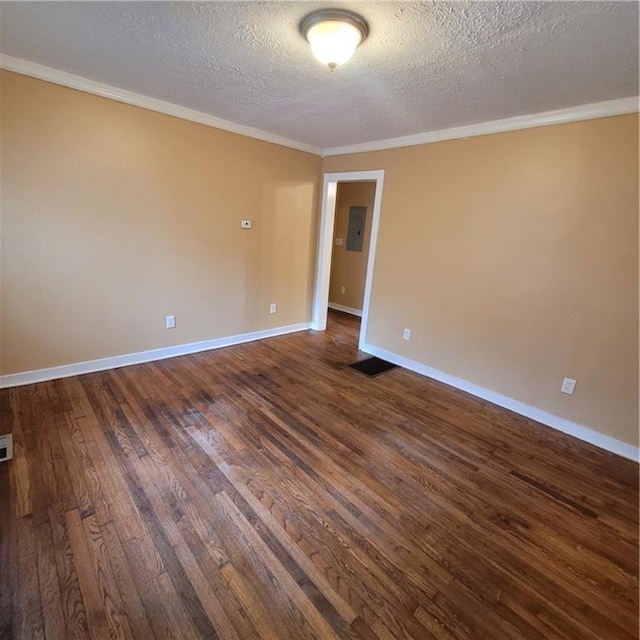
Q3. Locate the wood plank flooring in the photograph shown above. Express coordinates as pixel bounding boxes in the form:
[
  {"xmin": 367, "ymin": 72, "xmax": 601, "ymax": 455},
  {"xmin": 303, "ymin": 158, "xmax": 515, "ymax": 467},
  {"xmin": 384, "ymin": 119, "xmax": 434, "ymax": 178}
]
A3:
[{"xmin": 0, "ymin": 310, "xmax": 638, "ymax": 639}]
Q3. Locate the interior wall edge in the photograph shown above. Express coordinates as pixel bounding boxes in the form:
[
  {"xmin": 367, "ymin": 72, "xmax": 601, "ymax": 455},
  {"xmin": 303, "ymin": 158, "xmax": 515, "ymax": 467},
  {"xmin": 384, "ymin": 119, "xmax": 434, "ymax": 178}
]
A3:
[
  {"xmin": 327, "ymin": 303, "xmax": 363, "ymax": 317},
  {"xmin": 3, "ymin": 54, "xmax": 637, "ymax": 160},
  {"xmin": 0, "ymin": 54, "xmax": 322, "ymax": 156},
  {"xmin": 323, "ymin": 96, "xmax": 640, "ymax": 157},
  {"xmin": 0, "ymin": 322, "xmax": 312, "ymax": 390},
  {"xmin": 361, "ymin": 342, "xmax": 640, "ymax": 462}
]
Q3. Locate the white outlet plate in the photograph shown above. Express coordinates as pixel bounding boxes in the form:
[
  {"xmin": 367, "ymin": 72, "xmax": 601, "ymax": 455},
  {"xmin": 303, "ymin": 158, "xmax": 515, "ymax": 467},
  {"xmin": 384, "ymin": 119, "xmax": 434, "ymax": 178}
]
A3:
[
  {"xmin": 241, "ymin": 220, "xmax": 252, "ymax": 229},
  {"xmin": 335, "ymin": 238, "xmax": 343, "ymax": 246},
  {"xmin": 340, "ymin": 286, "xmax": 346, "ymax": 294},
  {"xmin": 561, "ymin": 377, "xmax": 576, "ymax": 395},
  {"xmin": 402, "ymin": 328, "xmax": 411, "ymax": 341},
  {"xmin": 166, "ymin": 315, "xmax": 176, "ymax": 329},
  {"xmin": 0, "ymin": 434, "xmax": 13, "ymax": 462},
  {"xmin": 269, "ymin": 303, "xmax": 277, "ymax": 314}
]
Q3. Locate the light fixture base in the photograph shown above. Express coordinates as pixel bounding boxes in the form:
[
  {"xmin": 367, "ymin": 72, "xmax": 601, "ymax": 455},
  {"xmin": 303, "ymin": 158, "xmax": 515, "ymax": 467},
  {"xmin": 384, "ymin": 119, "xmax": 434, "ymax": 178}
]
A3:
[{"xmin": 299, "ymin": 9, "xmax": 369, "ymax": 42}]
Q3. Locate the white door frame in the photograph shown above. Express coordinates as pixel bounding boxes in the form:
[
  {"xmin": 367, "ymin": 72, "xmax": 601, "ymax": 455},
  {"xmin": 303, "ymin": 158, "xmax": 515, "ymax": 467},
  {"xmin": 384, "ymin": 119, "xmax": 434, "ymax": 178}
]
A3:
[{"xmin": 311, "ymin": 169, "xmax": 385, "ymax": 350}]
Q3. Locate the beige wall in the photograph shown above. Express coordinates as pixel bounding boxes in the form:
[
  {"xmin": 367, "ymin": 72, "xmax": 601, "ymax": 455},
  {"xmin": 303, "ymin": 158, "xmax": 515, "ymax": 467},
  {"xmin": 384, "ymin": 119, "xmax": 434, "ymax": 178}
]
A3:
[
  {"xmin": 2, "ymin": 69, "xmax": 637, "ymax": 448},
  {"xmin": 0, "ymin": 70, "xmax": 321, "ymax": 374},
  {"xmin": 328, "ymin": 181, "xmax": 376, "ymax": 310},
  {"xmin": 323, "ymin": 115, "xmax": 639, "ymax": 446}
]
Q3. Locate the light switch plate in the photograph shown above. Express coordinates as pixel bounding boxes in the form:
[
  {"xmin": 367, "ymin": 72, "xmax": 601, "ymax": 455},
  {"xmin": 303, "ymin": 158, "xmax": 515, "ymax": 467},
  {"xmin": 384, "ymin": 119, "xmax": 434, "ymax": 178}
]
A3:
[{"xmin": 335, "ymin": 238, "xmax": 343, "ymax": 246}]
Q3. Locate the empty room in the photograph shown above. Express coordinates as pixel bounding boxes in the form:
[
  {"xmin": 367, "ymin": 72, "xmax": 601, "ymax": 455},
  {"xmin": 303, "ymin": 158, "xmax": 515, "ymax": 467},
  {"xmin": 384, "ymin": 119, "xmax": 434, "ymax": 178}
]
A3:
[{"xmin": 0, "ymin": 2, "xmax": 638, "ymax": 639}]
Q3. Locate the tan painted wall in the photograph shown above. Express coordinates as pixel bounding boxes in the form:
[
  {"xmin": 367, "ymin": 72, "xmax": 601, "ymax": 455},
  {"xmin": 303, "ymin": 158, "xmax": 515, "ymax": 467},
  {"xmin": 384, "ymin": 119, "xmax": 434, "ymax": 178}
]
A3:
[
  {"xmin": 328, "ymin": 181, "xmax": 376, "ymax": 311},
  {"xmin": 323, "ymin": 115, "xmax": 639, "ymax": 446},
  {"xmin": 0, "ymin": 70, "xmax": 321, "ymax": 375},
  {"xmin": 2, "ymin": 69, "xmax": 637, "ymax": 448}
]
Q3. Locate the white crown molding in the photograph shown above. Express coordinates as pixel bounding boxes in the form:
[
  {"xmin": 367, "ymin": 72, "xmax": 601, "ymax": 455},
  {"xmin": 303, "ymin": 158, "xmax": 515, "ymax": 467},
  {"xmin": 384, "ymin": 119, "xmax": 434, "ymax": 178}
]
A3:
[
  {"xmin": 323, "ymin": 96, "xmax": 640, "ymax": 157},
  {"xmin": 361, "ymin": 343, "xmax": 639, "ymax": 463},
  {"xmin": 0, "ymin": 54, "xmax": 322, "ymax": 156},
  {"xmin": 0, "ymin": 322, "xmax": 311, "ymax": 389},
  {"xmin": 328, "ymin": 302, "xmax": 363, "ymax": 317},
  {"xmin": 2, "ymin": 55, "xmax": 637, "ymax": 165}
]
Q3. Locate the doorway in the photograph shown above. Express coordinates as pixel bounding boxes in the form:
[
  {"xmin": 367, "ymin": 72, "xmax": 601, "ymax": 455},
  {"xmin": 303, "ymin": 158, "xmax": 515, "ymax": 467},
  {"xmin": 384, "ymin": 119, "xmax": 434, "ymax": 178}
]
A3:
[
  {"xmin": 327, "ymin": 181, "xmax": 376, "ymax": 317},
  {"xmin": 311, "ymin": 170, "xmax": 385, "ymax": 351}
]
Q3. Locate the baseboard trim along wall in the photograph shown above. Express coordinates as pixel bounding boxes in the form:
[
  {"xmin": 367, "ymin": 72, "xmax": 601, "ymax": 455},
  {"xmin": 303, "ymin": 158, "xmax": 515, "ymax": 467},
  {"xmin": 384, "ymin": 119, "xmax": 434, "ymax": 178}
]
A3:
[
  {"xmin": 0, "ymin": 322, "xmax": 312, "ymax": 389},
  {"xmin": 328, "ymin": 302, "xmax": 363, "ymax": 317},
  {"xmin": 361, "ymin": 343, "xmax": 639, "ymax": 462},
  {"xmin": 3, "ymin": 323, "xmax": 636, "ymax": 461}
]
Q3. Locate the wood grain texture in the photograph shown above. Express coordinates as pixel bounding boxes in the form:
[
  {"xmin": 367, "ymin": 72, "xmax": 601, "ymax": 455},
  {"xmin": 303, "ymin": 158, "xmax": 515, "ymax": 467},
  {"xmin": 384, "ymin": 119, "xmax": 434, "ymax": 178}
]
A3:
[{"xmin": 1, "ymin": 311, "xmax": 638, "ymax": 639}]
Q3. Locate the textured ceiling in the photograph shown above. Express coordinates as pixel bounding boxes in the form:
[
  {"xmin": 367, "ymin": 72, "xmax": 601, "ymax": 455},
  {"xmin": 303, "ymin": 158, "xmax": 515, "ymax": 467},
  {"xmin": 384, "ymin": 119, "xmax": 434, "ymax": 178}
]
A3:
[{"xmin": 0, "ymin": 1, "xmax": 638, "ymax": 149}]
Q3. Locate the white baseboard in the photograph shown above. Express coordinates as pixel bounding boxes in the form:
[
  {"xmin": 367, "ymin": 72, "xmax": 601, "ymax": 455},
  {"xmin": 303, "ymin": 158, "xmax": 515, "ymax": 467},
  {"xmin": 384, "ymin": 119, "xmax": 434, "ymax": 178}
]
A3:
[
  {"xmin": 328, "ymin": 302, "xmax": 363, "ymax": 317},
  {"xmin": 361, "ymin": 343, "xmax": 639, "ymax": 462},
  {"xmin": 3, "ymin": 325, "xmax": 636, "ymax": 461},
  {"xmin": 0, "ymin": 322, "xmax": 312, "ymax": 389}
]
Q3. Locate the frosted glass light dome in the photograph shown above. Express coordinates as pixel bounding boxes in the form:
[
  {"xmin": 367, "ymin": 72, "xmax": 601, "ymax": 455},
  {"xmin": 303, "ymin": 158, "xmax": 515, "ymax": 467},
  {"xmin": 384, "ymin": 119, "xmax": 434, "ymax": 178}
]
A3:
[{"xmin": 300, "ymin": 9, "xmax": 369, "ymax": 70}]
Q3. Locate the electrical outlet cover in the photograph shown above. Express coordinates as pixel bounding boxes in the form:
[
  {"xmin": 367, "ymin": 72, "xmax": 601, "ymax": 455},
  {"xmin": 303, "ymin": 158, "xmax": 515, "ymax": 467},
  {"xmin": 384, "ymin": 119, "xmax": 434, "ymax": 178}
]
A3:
[
  {"xmin": 561, "ymin": 377, "xmax": 576, "ymax": 395},
  {"xmin": 0, "ymin": 434, "xmax": 13, "ymax": 462}
]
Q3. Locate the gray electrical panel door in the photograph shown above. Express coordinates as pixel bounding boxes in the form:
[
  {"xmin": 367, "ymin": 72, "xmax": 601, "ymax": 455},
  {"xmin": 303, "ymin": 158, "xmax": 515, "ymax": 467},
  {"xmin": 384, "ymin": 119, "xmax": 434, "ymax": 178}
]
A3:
[{"xmin": 346, "ymin": 206, "xmax": 367, "ymax": 252}]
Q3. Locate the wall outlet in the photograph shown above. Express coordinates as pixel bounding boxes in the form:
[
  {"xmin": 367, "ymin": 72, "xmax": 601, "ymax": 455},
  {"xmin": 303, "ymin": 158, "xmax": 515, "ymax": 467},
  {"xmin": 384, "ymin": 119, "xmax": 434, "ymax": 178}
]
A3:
[
  {"xmin": 0, "ymin": 434, "xmax": 13, "ymax": 462},
  {"xmin": 269, "ymin": 303, "xmax": 277, "ymax": 314},
  {"xmin": 335, "ymin": 238, "xmax": 343, "ymax": 246},
  {"xmin": 340, "ymin": 286, "xmax": 346, "ymax": 295},
  {"xmin": 561, "ymin": 377, "xmax": 576, "ymax": 395},
  {"xmin": 241, "ymin": 220, "xmax": 252, "ymax": 229},
  {"xmin": 165, "ymin": 315, "xmax": 176, "ymax": 329},
  {"xmin": 402, "ymin": 328, "xmax": 411, "ymax": 341}
]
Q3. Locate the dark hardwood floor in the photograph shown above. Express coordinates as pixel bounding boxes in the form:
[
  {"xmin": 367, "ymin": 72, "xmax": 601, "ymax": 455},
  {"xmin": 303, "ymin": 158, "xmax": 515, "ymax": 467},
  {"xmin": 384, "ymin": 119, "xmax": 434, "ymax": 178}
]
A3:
[{"xmin": 1, "ymin": 310, "xmax": 638, "ymax": 639}]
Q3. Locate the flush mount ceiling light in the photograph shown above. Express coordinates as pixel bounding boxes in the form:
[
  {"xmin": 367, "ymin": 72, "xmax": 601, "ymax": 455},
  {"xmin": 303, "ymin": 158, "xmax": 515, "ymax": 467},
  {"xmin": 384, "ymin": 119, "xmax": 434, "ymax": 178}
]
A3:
[{"xmin": 299, "ymin": 9, "xmax": 369, "ymax": 70}]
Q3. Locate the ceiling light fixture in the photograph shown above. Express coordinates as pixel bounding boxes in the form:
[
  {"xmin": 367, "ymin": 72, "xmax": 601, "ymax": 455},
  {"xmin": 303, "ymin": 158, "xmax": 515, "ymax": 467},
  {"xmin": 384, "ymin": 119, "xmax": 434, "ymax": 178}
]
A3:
[{"xmin": 299, "ymin": 9, "xmax": 369, "ymax": 70}]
